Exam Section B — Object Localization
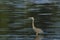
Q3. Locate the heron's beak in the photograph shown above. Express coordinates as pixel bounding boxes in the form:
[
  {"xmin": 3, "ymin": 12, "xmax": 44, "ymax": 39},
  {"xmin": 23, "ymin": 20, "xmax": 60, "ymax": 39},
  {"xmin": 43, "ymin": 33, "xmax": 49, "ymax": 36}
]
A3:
[{"xmin": 28, "ymin": 17, "xmax": 32, "ymax": 19}]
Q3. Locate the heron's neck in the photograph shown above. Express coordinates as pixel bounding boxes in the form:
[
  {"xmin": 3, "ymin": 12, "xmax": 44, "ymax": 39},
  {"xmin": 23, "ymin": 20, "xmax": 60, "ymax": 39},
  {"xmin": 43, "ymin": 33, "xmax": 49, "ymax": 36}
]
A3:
[{"xmin": 32, "ymin": 18, "xmax": 36, "ymax": 29}]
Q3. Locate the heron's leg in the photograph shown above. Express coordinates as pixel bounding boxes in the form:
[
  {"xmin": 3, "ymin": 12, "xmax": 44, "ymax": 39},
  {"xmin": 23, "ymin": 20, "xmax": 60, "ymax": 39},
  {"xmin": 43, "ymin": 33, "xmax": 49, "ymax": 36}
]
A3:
[{"xmin": 36, "ymin": 32, "xmax": 38, "ymax": 36}]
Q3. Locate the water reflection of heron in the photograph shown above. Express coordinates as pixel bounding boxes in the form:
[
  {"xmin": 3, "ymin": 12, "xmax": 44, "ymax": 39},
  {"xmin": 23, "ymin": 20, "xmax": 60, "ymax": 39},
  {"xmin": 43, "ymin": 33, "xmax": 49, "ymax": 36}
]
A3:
[
  {"xmin": 28, "ymin": 17, "xmax": 44, "ymax": 36},
  {"xmin": 34, "ymin": 35, "xmax": 43, "ymax": 40}
]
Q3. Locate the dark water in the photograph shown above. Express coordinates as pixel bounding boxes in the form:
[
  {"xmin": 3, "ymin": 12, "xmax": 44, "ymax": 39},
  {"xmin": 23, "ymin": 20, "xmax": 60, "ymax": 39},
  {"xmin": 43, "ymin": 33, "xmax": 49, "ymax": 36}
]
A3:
[
  {"xmin": 0, "ymin": 0, "xmax": 60, "ymax": 40},
  {"xmin": 0, "ymin": 27, "xmax": 60, "ymax": 40}
]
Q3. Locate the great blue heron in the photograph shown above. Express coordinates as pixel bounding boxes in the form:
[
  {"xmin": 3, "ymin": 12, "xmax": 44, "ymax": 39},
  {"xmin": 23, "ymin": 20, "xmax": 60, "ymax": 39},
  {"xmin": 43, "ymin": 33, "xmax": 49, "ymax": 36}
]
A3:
[{"xmin": 28, "ymin": 17, "xmax": 44, "ymax": 36}]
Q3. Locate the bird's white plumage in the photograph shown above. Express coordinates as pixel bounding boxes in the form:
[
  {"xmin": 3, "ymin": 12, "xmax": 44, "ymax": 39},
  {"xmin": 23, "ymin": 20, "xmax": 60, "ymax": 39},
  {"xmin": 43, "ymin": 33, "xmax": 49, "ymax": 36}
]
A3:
[
  {"xmin": 34, "ymin": 28, "xmax": 44, "ymax": 33},
  {"xmin": 28, "ymin": 17, "xmax": 44, "ymax": 36}
]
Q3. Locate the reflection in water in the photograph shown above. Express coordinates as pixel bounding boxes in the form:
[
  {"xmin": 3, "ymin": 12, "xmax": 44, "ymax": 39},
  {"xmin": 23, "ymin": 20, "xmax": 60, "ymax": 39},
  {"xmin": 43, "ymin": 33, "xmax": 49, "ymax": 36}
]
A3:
[{"xmin": 34, "ymin": 35, "xmax": 44, "ymax": 40}]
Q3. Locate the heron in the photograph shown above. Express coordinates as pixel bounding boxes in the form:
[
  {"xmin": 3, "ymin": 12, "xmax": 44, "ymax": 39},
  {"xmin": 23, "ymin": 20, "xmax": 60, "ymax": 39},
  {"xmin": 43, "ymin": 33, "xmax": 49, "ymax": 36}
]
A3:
[{"xmin": 28, "ymin": 17, "xmax": 44, "ymax": 36}]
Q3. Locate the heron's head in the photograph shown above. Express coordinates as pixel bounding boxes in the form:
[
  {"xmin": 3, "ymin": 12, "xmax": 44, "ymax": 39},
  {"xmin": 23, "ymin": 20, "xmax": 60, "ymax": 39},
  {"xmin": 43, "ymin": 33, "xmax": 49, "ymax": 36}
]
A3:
[{"xmin": 28, "ymin": 17, "xmax": 34, "ymax": 20}]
